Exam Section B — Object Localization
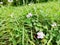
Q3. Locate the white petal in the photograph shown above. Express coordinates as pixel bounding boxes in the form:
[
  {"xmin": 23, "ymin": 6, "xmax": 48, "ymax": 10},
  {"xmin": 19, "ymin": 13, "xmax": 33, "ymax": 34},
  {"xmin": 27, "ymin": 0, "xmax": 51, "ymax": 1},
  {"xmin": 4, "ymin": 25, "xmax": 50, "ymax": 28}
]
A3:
[
  {"xmin": 37, "ymin": 32, "xmax": 45, "ymax": 39},
  {"xmin": 51, "ymin": 22, "xmax": 57, "ymax": 27},
  {"xmin": 26, "ymin": 15, "xmax": 30, "ymax": 18},
  {"xmin": 26, "ymin": 13, "xmax": 32, "ymax": 18},
  {"xmin": 28, "ymin": 13, "xmax": 32, "ymax": 16},
  {"xmin": 0, "ymin": 2, "xmax": 3, "ymax": 4},
  {"xmin": 37, "ymin": 32, "xmax": 44, "ymax": 35},
  {"xmin": 37, "ymin": 35, "xmax": 44, "ymax": 39}
]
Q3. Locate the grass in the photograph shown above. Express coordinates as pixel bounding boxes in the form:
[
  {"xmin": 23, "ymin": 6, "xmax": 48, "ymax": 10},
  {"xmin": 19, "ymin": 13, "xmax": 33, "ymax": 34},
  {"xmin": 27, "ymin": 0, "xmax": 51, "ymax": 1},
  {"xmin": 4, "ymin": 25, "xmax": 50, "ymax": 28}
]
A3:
[{"xmin": 0, "ymin": 1, "xmax": 60, "ymax": 45}]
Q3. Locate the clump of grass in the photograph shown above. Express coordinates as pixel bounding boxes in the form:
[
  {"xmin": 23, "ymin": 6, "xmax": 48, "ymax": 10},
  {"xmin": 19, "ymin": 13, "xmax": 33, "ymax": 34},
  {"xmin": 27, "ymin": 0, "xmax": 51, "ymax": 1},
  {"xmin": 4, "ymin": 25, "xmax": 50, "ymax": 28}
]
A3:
[{"xmin": 0, "ymin": 1, "xmax": 60, "ymax": 45}]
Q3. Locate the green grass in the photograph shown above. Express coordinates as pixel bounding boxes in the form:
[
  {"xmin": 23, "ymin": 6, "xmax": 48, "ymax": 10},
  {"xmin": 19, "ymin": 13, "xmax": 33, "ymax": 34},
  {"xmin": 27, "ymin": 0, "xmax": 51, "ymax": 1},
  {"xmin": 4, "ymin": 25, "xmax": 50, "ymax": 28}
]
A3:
[{"xmin": 0, "ymin": 1, "xmax": 60, "ymax": 45}]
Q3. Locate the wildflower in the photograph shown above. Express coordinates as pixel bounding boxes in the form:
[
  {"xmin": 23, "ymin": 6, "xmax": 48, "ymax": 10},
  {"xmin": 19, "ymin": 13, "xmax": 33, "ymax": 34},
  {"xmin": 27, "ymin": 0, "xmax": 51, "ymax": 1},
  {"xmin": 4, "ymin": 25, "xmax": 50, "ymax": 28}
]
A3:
[
  {"xmin": 37, "ymin": 32, "xmax": 45, "ymax": 39},
  {"xmin": 26, "ymin": 13, "xmax": 32, "ymax": 18},
  {"xmin": 0, "ymin": 2, "xmax": 3, "ymax": 4},
  {"xmin": 51, "ymin": 22, "xmax": 57, "ymax": 27},
  {"xmin": 8, "ymin": 0, "xmax": 13, "ymax": 2},
  {"xmin": 28, "ymin": 3, "xmax": 33, "ymax": 6},
  {"xmin": 28, "ymin": 4, "xmax": 31, "ymax": 6}
]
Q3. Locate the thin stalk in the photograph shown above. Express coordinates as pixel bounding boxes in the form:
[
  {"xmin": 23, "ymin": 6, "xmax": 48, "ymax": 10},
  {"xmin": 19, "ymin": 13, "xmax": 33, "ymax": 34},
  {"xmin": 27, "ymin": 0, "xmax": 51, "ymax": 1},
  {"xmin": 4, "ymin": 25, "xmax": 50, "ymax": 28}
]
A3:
[
  {"xmin": 26, "ymin": 0, "xmax": 28, "ymax": 4},
  {"xmin": 23, "ymin": 0, "xmax": 25, "ymax": 5},
  {"xmin": 28, "ymin": 39, "xmax": 35, "ymax": 45},
  {"xmin": 47, "ymin": 36, "xmax": 53, "ymax": 45},
  {"xmin": 31, "ymin": 30, "xmax": 33, "ymax": 41},
  {"xmin": 22, "ymin": 26, "xmax": 24, "ymax": 45}
]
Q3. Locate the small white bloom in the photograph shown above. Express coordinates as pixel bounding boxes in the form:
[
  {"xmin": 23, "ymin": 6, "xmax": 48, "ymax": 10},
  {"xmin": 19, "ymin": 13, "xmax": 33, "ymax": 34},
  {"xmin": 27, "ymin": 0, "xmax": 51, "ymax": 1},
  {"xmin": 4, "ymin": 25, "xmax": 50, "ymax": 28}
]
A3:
[
  {"xmin": 0, "ymin": 2, "xmax": 3, "ymax": 4},
  {"xmin": 28, "ymin": 4, "xmax": 31, "ymax": 6},
  {"xmin": 37, "ymin": 35, "xmax": 44, "ymax": 39},
  {"xmin": 8, "ymin": 0, "xmax": 13, "ymax": 2},
  {"xmin": 28, "ymin": 3, "xmax": 33, "ymax": 6},
  {"xmin": 51, "ymin": 22, "xmax": 57, "ymax": 27},
  {"xmin": 26, "ymin": 13, "xmax": 32, "ymax": 18},
  {"xmin": 37, "ymin": 32, "xmax": 45, "ymax": 39}
]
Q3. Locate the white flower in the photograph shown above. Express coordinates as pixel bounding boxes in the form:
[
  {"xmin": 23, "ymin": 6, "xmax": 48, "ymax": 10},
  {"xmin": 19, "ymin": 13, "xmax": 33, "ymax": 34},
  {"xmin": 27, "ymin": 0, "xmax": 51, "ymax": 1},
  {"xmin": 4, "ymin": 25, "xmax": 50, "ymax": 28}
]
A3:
[
  {"xmin": 26, "ymin": 13, "xmax": 32, "ymax": 18},
  {"xmin": 0, "ymin": 2, "xmax": 3, "ymax": 4},
  {"xmin": 8, "ymin": 0, "xmax": 13, "ymax": 2},
  {"xmin": 28, "ymin": 3, "xmax": 33, "ymax": 6},
  {"xmin": 37, "ymin": 32, "xmax": 45, "ymax": 39},
  {"xmin": 28, "ymin": 4, "xmax": 31, "ymax": 6},
  {"xmin": 51, "ymin": 22, "xmax": 57, "ymax": 27}
]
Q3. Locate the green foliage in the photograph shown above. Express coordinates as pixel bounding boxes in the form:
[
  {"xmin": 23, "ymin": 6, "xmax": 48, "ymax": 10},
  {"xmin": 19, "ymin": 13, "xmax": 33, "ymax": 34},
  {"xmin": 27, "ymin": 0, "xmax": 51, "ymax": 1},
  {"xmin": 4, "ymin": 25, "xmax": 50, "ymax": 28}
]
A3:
[
  {"xmin": 0, "ymin": 0, "xmax": 59, "ymax": 5},
  {"xmin": 0, "ymin": 1, "xmax": 60, "ymax": 45}
]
